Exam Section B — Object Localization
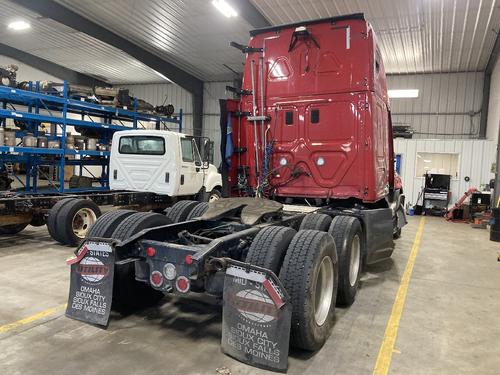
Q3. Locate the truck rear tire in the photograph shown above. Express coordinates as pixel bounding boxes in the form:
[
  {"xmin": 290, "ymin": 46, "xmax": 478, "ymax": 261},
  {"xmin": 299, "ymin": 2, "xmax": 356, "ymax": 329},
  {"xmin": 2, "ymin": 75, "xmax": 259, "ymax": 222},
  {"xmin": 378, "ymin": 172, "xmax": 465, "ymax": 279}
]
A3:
[
  {"xmin": 280, "ymin": 230, "xmax": 338, "ymax": 351},
  {"xmin": 111, "ymin": 212, "xmax": 172, "ymax": 241},
  {"xmin": 0, "ymin": 223, "xmax": 29, "ymax": 235},
  {"xmin": 47, "ymin": 198, "xmax": 75, "ymax": 243},
  {"xmin": 186, "ymin": 202, "xmax": 209, "ymax": 220},
  {"xmin": 165, "ymin": 200, "xmax": 199, "ymax": 223},
  {"xmin": 86, "ymin": 209, "xmax": 136, "ymax": 238},
  {"xmin": 299, "ymin": 213, "xmax": 332, "ymax": 232},
  {"xmin": 328, "ymin": 216, "xmax": 363, "ymax": 306},
  {"xmin": 245, "ymin": 226, "xmax": 296, "ymax": 274},
  {"xmin": 57, "ymin": 199, "xmax": 102, "ymax": 246},
  {"xmin": 110, "ymin": 212, "xmax": 172, "ymax": 313}
]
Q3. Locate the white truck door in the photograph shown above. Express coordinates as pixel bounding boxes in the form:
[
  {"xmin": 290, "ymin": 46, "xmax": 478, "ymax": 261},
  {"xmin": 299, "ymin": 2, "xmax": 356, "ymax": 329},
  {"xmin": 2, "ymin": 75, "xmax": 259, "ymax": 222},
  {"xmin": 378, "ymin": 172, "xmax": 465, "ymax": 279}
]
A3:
[{"xmin": 177, "ymin": 137, "xmax": 204, "ymax": 196}]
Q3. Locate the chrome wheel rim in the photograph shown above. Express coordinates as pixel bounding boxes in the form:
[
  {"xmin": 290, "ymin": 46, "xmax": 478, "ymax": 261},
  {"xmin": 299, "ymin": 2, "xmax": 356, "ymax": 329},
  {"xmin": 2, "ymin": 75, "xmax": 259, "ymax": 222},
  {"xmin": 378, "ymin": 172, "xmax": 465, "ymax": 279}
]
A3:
[
  {"xmin": 208, "ymin": 193, "xmax": 220, "ymax": 202},
  {"xmin": 349, "ymin": 235, "xmax": 361, "ymax": 287},
  {"xmin": 313, "ymin": 255, "xmax": 334, "ymax": 326},
  {"xmin": 72, "ymin": 208, "xmax": 97, "ymax": 239}
]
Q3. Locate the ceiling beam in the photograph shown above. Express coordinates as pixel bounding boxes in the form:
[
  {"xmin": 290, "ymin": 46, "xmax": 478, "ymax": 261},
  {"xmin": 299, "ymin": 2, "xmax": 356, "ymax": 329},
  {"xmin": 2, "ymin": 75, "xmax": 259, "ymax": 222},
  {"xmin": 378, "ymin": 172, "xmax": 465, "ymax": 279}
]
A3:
[
  {"xmin": 13, "ymin": 0, "xmax": 203, "ymax": 95},
  {"xmin": 232, "ymin": 0, "xmax": 271, "ymax": 28},
  {"xmin": 0, "ymin": 43, "xmax": 109, "ymax": 87},
  {"xmin": 13, "ymin": 0, "xmax": 204, "ymax": 136},
  {"xmin": 479, "ymin": 31, "xmax": 499, "ymax": 139}
]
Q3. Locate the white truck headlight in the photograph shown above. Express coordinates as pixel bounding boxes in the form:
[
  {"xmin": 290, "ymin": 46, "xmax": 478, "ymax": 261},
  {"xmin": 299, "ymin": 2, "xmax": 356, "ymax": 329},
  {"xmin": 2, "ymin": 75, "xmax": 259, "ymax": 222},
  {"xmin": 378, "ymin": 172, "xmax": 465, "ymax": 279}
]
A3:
[
  {"xmin": 317, "ymin": 157, "xmax": 325, "ymax": 166},
  {"xmin": 279, "ymin": 157, "xmax": 288, "ymax": 166}
]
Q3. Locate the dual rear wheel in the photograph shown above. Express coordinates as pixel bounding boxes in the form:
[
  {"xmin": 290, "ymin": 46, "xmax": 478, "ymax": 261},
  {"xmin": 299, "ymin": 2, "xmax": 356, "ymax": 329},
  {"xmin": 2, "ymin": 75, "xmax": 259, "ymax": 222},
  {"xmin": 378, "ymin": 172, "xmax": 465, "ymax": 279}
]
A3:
[
  {"xmin": 87, "ymin": 210, "xmax": 172, "ymax": 313},
  {"xmin": 47, "ymin": 198, "xmax": 101, "ymax": 246},
  {"xmin": 245, "ymin": 225, "xmax": 338, "ymax": 351},
  {"xmin": 244, "ymin": 212, "xmax": 364, "ymax": 351}
]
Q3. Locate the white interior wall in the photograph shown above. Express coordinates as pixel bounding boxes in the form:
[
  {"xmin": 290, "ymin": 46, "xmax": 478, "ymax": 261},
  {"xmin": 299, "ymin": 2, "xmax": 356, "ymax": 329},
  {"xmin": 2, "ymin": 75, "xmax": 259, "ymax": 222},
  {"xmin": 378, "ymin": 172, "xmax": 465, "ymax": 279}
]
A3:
[
  {"xmin": 486, "ymin": 56, "xmax": 500, "ymax": 142},
  {"xmin": 388, "ymin": 72, "xmax": 484, "ymax": 139},
  {"xmin": 0, "ymin": 55, "xmax": 61, "ymax": 82},
  {"xmin": 394, "ymin": 139, "xmax": 496, "ymax": 207}
]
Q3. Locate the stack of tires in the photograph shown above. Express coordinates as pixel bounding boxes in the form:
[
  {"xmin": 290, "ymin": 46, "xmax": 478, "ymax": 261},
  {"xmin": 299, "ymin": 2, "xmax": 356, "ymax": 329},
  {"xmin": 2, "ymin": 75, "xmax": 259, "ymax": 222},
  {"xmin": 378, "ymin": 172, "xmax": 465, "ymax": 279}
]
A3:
[{"xmin": 244, "ymin": 212, "xmax": 364, "ymax": 351}]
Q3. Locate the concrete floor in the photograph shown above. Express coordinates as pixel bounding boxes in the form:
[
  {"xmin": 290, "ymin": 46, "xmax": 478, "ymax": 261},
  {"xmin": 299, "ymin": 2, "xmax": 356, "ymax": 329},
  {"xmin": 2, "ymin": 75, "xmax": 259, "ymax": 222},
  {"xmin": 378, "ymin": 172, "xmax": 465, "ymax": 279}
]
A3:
[{"xmin": 0, "ymin": 216, "xmax": 499, "ymax": 374}]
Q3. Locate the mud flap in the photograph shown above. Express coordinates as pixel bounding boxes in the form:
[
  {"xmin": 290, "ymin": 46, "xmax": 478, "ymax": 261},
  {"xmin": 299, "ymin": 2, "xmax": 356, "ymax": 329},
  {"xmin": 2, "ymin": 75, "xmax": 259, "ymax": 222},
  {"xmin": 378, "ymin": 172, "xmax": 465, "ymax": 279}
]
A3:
[
  {"xmin": 396, "ymin": 204, "xmax": 407, "ymax": 229},
  {"xmin": 65, "ymin": 239, "xmax": 115, "ymax": 326},
  {"xmin": 222, "ymin": 260, "xmax": 291, "ymax": 372}
]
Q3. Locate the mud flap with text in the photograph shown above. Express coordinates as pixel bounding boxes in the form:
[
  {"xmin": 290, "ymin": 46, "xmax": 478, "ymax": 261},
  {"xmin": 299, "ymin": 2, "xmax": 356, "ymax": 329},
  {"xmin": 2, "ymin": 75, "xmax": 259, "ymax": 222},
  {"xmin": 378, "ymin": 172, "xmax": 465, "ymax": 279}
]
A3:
[
  {"xmin": 65, "ymin": 239, "xmax": 115, "ymax": 326},
  {"xmin": 222, "ymin": 260, "xmax": 291, "ymax": 372}
]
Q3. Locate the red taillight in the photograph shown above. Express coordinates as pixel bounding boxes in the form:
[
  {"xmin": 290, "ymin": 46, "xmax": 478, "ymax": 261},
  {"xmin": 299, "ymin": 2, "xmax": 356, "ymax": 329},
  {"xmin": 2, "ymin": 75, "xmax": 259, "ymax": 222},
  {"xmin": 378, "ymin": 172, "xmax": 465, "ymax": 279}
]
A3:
[
  {"xmin": 175, "ymin": 276, "xmax": 190, "ymax": 293},
  {"xmin": 150, "ymin": 271, "xmax": 163, "ymax": 287},
  {"xmin": 185, "ymin": 254, "xmax": 193, "ymax": 265},
  {"xmin": 146, "ymin": 247, "xmax": 156, "ymax": 257}
]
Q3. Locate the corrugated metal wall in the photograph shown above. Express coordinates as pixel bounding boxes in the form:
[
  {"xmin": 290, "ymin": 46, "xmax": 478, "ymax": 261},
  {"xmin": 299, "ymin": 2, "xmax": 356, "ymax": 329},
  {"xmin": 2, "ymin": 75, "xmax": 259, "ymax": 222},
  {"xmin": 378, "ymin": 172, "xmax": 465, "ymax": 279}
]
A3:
[
  {"xmin": 388, "ymin": 72, "xmax": 484, "ymax": 139},
  {"xmin": 123, "ymin": 76, "xmax": 493, "ymax": 201},
  {"xmin": 119, "ymin": 83, "xmax": 193, "ymax": 134},
  {"xmin": 122, "ymin": 81, "xmax": 233, "ymax": 166},
  {"xmin": 394, "ymin": 139, "xmax": 496, "ymax": 207},
  {"xmin": 203, "ymin": 82, "xmax": 233, "ymax": 166}
]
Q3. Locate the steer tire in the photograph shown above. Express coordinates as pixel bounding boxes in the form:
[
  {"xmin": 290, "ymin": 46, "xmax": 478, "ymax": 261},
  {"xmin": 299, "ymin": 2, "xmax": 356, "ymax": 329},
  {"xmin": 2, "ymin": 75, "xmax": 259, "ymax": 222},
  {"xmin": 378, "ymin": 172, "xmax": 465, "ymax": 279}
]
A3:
[
  {"xmin": 165, "ymin": 200, "xmax": 199, "ymax": 223},
  {"xmin": 57, "ymin": 199, "xmax": 101, "ymax": 246},
  {"xmin": 202, "ymin": 188, "xmax": 222, "ymax": 202},
  {"xmin": 47, "ymin": 198, "xmax": 75, "ymax": 243},
  {"xmin": 111, "ymin": 212, "xmax": 172, "ymax": 241},
  {"xmin": 186, "ymin": 202, "xmax": 210, "ymax": 220},
  {"xmin": 86, "ymin": 209, "xmax": 136, "ymax": 238},
  {"xmin": 299, "ymin": 213, "xmax": 332, "ymax": 232},
  {"xmin": 328, "ymin": 216, "xmax": 363, "ymax": 306},
  {"xmin": 0, "ymin": 223, "xmax": 29, "ymax": 235},
  {"xmin": 280, "ymin": 230, "xmax": 338, "ymax": 351},
  {"xmin": 111, "ymin": 212, "xmax": 172, "ymax": 313},
  {"xmin": 245, "ymin": 226, "xmax": 296, "ymax": 274}
]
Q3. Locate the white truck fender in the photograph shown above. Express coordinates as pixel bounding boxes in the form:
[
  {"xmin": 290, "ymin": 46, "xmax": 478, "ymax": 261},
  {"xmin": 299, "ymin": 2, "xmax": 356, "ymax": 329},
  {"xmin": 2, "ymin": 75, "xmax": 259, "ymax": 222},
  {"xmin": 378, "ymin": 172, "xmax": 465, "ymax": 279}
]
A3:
[{"xmin": 203, "ymin": 164, "xmax": 223, "ymax": 193}]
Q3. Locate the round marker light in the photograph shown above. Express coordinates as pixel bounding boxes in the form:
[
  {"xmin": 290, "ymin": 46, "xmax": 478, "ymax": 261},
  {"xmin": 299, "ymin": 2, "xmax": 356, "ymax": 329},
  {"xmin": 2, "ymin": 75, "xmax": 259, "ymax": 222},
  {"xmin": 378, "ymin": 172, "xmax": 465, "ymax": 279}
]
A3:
[
  {"xmin": 150, "ymin": 271, "xmax": 163, "ymax": 287},
  {"xmin": 317, "ymin": 157, "xmax": 325, "ymax": 166},
  {"xmin": 185, "ymin": 254, "xmax": 193, "ymax": 265},
  {"xmin": 175, "ymin": 276, "xmax": 190, "ymax": 293},
  {"xmin": 163, "ymin": 263, "xmax": 177, "ymax": 281},
  {"xmin": 279, "ymin": 157, "xmax": 287, "ymax": 166},
  {"xmin": 146, "ymin": 246, "xmax": 156, "ymax": 257}
]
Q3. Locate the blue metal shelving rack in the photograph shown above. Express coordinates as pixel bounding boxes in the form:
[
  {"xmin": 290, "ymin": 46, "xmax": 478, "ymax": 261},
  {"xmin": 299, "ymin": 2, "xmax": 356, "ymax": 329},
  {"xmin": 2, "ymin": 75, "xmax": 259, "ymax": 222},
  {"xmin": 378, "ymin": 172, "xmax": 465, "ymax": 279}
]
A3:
[{"xmin": 0, "ymin": 81, "xmax": 183, "ymax": 193}]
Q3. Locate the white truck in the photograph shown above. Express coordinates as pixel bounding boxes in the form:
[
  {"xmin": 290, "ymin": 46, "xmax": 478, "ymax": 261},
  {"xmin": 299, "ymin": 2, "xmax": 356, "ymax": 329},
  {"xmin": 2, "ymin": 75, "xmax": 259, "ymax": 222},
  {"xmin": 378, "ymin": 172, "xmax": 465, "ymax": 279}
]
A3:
[
  {"xmin": 110, "ymin": 130, "xmax": 222, "ymax": 200},
  {"xmin": 0, "ymin": 129, "xmax": 222, "ymax": 246}
]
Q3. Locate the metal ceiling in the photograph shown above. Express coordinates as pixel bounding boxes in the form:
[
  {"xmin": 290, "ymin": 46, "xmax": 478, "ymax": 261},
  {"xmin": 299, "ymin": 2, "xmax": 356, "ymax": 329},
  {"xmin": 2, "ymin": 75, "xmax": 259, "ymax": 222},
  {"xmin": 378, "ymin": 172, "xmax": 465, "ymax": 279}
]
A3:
[
  {"xmin": 0, "ymin": 0, "xmax": 499, "ymax": 84},
  {"xmin": 54, "ymin": 0, "xmax": 252, "ymax": 81},
  {"xmin": 251, "ymin": 0, "xmax": 500, "ymax": 74},
  {"xmin": 0, "ymin": 0, "xmax": 164, "ymax": 83}
]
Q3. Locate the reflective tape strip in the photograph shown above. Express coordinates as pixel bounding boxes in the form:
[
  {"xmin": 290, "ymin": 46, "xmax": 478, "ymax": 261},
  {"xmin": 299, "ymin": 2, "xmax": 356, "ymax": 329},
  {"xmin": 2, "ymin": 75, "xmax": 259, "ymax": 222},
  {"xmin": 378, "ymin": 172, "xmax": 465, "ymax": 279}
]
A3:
[
  {"xmin": 263, "ymin": 279, "xmax": 284, "ymax": 309},
  {"xmin": 66, "ymin": 245, "xmax": 88, "ymax": 265},
  {"xmin": 226, "ymin": 265, "xmax": 266, "ymax": 283}
]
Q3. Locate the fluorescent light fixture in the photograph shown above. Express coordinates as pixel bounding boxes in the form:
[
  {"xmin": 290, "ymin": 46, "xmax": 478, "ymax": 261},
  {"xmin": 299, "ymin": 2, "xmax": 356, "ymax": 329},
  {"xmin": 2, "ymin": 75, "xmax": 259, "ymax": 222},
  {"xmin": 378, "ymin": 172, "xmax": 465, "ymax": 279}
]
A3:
[
  {"xmin": 212, "ymin": 0, "xmax": 238, "ymax": 18},
  {"xmin": 8, "ymin": 20, "xmax": 31, "ymax": 31},
  {"xmin": 388, "ymin": 89, "xmax": 419, "ymax": 98}
]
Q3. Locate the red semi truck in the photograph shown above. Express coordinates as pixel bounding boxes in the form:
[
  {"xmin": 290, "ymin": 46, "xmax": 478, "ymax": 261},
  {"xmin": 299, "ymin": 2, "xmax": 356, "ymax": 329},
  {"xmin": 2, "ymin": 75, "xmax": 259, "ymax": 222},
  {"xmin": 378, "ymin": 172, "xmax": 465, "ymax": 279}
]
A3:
[
  {"xmin": 223, "ymin": 13, "xmax": 405, "ymax": 256},
  {"xmin": 67, "ymin": 14, "xmax": 405, "ymax": 372}
]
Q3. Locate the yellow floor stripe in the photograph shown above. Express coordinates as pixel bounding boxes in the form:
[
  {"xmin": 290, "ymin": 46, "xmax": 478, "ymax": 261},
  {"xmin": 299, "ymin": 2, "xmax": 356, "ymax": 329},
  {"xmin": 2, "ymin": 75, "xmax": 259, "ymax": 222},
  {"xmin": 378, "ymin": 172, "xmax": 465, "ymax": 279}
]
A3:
[
  {"xmin": 373, "ymin": 216, "xmax": 426, "ymax": 375},
  {"xmin": 0, "ymin": 303, "xmax": 67, "ymax": 334}
]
